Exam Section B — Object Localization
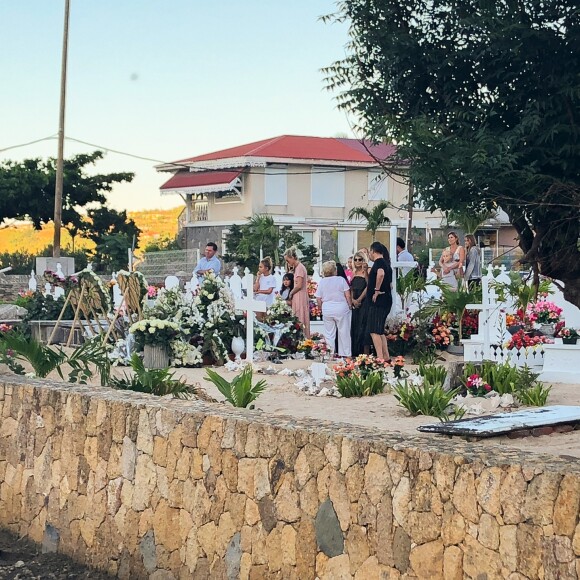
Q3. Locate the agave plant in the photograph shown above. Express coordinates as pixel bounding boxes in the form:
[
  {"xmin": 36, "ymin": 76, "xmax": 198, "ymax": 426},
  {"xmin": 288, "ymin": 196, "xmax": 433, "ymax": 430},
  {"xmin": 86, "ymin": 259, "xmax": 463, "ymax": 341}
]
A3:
[
  {"xmin": 205, "ymin": 366, "xmax": 267, "ymax": 408},
  {"xmin": 110, "ymin": 353, "xmax": 196, "ymax": 398}
]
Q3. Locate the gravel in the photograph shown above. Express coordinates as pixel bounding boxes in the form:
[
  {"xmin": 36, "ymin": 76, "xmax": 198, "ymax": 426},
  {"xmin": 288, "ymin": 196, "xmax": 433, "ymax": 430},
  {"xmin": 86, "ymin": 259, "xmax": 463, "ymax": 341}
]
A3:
[{"xmin": 0, "ymin": 530, "xmax": 112, "ymax": 580}]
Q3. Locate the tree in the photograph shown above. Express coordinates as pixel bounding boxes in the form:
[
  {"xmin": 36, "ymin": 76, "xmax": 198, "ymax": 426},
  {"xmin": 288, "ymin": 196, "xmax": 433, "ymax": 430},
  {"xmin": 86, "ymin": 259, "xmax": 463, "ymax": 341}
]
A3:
[
  {"xmin": 348, "ymin": 201, "xmax": 391, "ymax": 240},
  {"xmin": 223, "ymin": 214, "xmax": 318, "ymax": 272},
  {"xmin": 325, "ymin": 0, "xmax": 580, "ymax": 306},
  {"xmin": 83, "ymin": 207, "xmax": 141, "ymax": 272},
  {"xmin": 0, "ymin": 151, "xmax": 134, "ymax": 230}
]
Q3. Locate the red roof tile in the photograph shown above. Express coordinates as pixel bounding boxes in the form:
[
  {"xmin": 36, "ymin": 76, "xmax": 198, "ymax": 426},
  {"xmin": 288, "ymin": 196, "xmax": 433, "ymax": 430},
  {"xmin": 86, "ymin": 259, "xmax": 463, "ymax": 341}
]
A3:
[
  {"xmin": 173, "ymin": 135, "xmax": 397, "ymax": 165},
  {"xmin": 160, "ymin": 170, "xmax": 242, "ymax": 191}
]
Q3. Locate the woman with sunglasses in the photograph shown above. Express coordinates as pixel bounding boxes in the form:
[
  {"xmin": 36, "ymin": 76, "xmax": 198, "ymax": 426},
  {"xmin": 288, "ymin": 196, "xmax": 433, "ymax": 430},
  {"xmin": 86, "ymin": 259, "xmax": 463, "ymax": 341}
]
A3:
[{"xmin": 350, "ymin": 251, "xmax": 370, "ymax": 356}]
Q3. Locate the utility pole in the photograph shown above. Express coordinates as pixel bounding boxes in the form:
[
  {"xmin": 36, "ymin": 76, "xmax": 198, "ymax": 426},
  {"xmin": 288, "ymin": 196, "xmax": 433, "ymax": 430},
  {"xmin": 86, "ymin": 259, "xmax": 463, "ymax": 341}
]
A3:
[{"xmin": 53, "ymin": 0, "xmax": 71, "ymax": 258}]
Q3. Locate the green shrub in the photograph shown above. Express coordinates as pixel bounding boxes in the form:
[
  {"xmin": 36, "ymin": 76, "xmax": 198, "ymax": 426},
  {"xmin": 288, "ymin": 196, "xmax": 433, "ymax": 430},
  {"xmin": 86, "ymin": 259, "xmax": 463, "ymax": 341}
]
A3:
[
  {"xmin": 516, "ymin": 383, "xmax": 552, "ymax": 406},
  {"xmin": 418, "ymin": 363, "xmax": 447, "ymax": 385},
  {"xmin": 392, "ymin": 379, "xmax": 458, "ymax": 418},
  {"xmin": 0, "ymin": 333, "xmax": 110, "ymax": 385},
  {"xmin": 462, "ymin": 361, "xmax": 520, "ymax": 395},
  {"xmin": 336, "ymin": 371, "xmax": 384, "ymax": 398},
  {"xmin": 205, "ymin": 366, "xmax": 266, "ymax": 408},
  {"xmin": 110, "ymin": 353, "xmax": 194, "ymax": 398}
]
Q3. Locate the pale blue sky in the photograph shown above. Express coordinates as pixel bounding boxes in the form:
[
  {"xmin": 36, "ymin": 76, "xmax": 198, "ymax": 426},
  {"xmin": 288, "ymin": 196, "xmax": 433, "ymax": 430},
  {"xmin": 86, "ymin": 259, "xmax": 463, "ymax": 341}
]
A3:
[{"xmin": 0, "ymin": 1, "xmax": 355, "ymax": 211}]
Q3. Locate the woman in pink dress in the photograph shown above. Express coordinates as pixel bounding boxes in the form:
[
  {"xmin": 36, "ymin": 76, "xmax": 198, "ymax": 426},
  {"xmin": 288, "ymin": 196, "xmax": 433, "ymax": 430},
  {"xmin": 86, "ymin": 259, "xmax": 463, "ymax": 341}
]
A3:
[{"xmin": 283, "ymin": 247, "xmax": 310, "ymax": 338}]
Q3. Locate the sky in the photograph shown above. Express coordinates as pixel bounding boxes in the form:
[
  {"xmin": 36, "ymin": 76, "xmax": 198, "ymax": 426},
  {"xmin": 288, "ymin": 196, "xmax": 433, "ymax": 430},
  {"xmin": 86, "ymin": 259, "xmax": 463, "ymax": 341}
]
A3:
[{"xmin": 0, "ymin": 1, "xmax": 355, "ymax": 212}]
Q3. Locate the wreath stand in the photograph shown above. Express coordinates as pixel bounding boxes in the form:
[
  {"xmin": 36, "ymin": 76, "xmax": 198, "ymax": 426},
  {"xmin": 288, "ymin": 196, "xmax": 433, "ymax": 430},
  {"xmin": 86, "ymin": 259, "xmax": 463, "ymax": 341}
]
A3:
[
  {"xmin": 48, "ymin": 275, "xmax": 114, "ymax": 347},
  {"xmin": 102, "ymin": 272, "xmax": 146, "ymax": 345}
]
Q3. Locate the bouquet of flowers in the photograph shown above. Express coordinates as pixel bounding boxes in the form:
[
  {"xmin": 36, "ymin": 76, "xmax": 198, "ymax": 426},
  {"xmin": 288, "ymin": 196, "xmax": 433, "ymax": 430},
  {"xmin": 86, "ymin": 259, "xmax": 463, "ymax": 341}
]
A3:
[
  {"xmin": 310, "ymin": 334, "xmax": 330, "ymax": 359},
  {"xmin": 263, "ymin": 297, "xmax": 304, "ymax": 353},
  {"xmin": 147, "ymin": 285, "xmax": 159, "ymax": 299},
  {"xmin": 560, "ymin": 327, "xmax": 578, "ymax": 338},
  {"xmin": 297, "ymin": 338, "xmax": 315, "ymax": 357},
  {"xmin": 309, "ymin": 303, "xmax": 322, "ymax": 320},
  {"xmin": 333, "ymin": 354, "xmax": 392, "ymax": 379},
  {"xmin": 465, "ymin": 373, "xmax": 492, "ymax": 397},
  {"xmin": 130, "ymin": 318, "xmax": 181, "ymax": 349},
  {"xmin": 504, "ymin": 329, "xmax": 552, "ymax": 350},
  {"xmin": 307, "ymin": 279, "xmax": 318, "ymax": 299},
  {"xmin": 526, "ymin": 300, "xmax": 562, "ymax": 324},
  {"xmin": 431, "ymin": 316, "xmax": 451, "ymax": 348},
  {"xmin": 461, "ymin": 310, "xmax": 479, "ymax": 338}
]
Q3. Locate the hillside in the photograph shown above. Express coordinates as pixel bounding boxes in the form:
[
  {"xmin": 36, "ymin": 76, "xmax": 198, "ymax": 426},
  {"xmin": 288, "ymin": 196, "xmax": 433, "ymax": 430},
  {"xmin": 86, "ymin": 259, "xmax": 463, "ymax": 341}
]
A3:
[{"xmin": 0, "ymin": 206, "xmax": 182, "ymax": 254}]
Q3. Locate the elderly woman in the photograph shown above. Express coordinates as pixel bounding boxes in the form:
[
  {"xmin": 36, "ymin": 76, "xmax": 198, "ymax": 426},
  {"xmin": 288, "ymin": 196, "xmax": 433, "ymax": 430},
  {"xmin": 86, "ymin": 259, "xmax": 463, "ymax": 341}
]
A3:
[
  {"xmin": 283, "ymin": 247, "xmax": 310, "ymax": 338},
  {"xmin": 315, "ymin": 260, "xmax": 352, "ymax": 357},
  {"xmin": 463, "ymin": 234, "xmax": 482, "ymax": 287},
  {"xmin": 366, "ymin": 241, "xmax": 393, "ymax": 361}
]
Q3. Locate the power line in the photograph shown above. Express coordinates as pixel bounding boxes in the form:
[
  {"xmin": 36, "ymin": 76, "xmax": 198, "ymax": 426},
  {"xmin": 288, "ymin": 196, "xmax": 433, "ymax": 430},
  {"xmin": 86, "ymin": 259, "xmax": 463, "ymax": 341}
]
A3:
[{"xmin": 0, "ymin": 135, "xmax": 57, "ymax": 153}]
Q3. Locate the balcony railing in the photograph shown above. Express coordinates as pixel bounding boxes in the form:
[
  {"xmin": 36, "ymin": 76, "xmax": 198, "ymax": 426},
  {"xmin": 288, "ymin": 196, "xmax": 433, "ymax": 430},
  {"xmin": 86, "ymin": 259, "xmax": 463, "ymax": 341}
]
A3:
[{"xmin": 192, "ymin": 202, "xmax": 208, "ymax": 222}]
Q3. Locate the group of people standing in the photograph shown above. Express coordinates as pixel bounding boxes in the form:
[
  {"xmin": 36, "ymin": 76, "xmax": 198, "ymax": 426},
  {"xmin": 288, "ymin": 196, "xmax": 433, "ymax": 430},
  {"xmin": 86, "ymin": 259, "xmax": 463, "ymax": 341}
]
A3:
[
  {"xmin": 436, "ymin": 232, "xmax": 482, "ymax": 290},
  {"xmin": 301, "ymin": 241, "xmax": 395, "ymax": 361}
]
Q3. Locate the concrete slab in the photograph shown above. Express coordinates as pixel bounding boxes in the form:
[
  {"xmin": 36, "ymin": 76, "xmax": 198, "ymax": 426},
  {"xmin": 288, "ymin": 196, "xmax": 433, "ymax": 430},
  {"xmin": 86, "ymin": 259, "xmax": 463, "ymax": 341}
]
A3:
[{"xmin": 417, "ymin": 405, "xmax": 580, "ymax": 437}]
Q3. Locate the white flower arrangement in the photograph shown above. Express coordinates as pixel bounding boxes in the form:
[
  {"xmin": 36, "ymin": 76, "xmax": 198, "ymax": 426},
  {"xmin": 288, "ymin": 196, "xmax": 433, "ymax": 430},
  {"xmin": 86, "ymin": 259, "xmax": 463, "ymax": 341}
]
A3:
[
  {"xmin": 170, "ymin": 340, "xmax": 203, "ymax": 367},
  {"xmin": 130, "ymin": 318, "xmax": 181, "ymax": 347}
]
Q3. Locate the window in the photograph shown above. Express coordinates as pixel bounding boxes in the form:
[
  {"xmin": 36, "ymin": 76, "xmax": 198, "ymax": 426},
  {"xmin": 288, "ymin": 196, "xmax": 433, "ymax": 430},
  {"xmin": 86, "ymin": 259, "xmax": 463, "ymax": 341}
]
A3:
[
  {"xmin": 294, "ymin": 230, "xmax": 314, "ymax": 246},
  {"xmin": 265, "ymin": 165, "xmax": 288, "ymax": 205},
  {"xmin": 368, "ymin": 170, "xmax": 388, "ymax": 201},
  {"xmin": 311, "ymin": 166, "xmax": 345, "ymax": 207}
]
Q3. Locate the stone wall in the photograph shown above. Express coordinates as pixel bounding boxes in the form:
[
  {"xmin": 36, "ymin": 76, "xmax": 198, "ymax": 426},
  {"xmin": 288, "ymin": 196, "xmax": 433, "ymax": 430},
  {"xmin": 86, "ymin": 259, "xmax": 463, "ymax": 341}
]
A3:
[{"xmin": 1, "ymin": 376, "xmax": 580, "ymax": 579}]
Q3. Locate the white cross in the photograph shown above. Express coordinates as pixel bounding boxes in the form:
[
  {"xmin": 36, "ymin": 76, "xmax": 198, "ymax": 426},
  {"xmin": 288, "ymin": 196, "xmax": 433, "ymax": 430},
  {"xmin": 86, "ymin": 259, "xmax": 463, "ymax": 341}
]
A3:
[{"xmin": 235, "ymin": 272, "xmax": 266, "ymax": 363}]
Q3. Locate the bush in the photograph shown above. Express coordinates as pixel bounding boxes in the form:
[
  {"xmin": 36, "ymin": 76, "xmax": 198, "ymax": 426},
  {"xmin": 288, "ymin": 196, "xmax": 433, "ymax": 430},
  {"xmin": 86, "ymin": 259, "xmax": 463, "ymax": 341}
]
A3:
[
  {"xmin": 417, "ymin": 363, "xmax": 447, "ymax": 385},
  {"xmin": 517, "ymin": 383, "xmax": 551, "ymax": 406},
  {"xmin": 462, "ymin": 361, "xmax": 520, "ymax": 395},
  {"xmin": 336, "ymin": 371, "xmax": 384, "ymax": 398},
  {"xmin": 392, "ymin": 379, "xmax": 458, "ymax": 418},
  {"xmin": 110, "ymin": 354, "xmax": 194, "ymax": 398},
  {"xmin": 205, "ymin": 365, "xmax": 266, "ymax": 408}
]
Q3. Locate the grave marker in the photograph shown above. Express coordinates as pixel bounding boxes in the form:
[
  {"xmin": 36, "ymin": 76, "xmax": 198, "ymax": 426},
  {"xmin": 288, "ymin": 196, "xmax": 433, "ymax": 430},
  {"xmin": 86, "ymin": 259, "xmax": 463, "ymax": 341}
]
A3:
[{"xmin": 235, "ymin": 272, "xmax": 266, "ymax": 362}]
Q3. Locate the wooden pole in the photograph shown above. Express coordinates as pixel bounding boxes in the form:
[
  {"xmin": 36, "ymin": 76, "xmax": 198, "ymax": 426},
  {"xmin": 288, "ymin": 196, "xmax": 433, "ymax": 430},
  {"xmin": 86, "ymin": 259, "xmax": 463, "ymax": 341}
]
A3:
[
  {"xmin": 53, "ymin": 0, "xmax": 71, "ymax": 258},
  {"xmin": 47, "ymin": 291, "xmax": 72, "ymax": 345},
  {"xmin": 66, "ymin": 283, "xmax": 85, "ymax": 347}
]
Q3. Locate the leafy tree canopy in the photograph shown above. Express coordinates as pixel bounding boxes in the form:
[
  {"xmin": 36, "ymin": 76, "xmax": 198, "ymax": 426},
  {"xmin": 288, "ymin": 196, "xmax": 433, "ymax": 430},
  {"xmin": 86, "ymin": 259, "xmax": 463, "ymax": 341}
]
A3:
[
  {"xmin": 0, "ymin": 151, "xmax": 140, "ymax": 271},
  {"xmin": 325, "ymin": 0, "xmax": 580, "ymax": 305},
  {"xmin": 0, "ymin": 151, "xmax": 133, "ymax": 229}
]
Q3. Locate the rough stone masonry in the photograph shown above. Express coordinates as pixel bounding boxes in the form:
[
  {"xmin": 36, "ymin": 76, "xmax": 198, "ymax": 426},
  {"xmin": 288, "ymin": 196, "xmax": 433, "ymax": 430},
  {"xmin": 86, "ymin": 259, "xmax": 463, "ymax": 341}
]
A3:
[{"xmin": 1, "ymin": 375, "xmax": 580, "ymax": 579}]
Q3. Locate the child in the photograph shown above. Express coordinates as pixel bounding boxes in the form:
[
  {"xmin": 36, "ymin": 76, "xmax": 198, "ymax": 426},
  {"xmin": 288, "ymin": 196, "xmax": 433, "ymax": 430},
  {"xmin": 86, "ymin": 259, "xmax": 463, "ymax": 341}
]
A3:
[
  {"xmin": 279, "ymin": 273, "xmax": 294, "ymax": 303},
  {"xmin": 254, "ymin": 257, "xmax": 277, "ymax": 320},
  {"xmin": 438, "ymin": 249, "xmax": 458, "ymax": 290}
]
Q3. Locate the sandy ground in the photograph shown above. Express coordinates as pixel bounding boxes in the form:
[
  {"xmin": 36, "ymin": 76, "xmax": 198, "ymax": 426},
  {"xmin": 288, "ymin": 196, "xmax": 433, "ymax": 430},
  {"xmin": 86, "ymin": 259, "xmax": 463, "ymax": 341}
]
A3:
[{"xmin": 3, "ymin": 353, "xmax": 580, "ymax": 459}]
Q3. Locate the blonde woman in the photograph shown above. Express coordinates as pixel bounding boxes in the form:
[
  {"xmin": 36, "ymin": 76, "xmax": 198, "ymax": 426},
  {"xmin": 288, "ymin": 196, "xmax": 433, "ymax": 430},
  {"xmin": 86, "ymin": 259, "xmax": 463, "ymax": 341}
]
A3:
[
  {"xmin": 440, "ymin": 231, "xmax": 465, "ymax": 279},
  {"xmin": 315, "ymin": 260, "xmax": 352, "ymax": 357},
  {"xmin": 283, "ymin": 247, "xmax": 310, "ymax": 338},
  {"xmin": 350, "ymin": 251, "xmax": 370, "ymax": 356}
]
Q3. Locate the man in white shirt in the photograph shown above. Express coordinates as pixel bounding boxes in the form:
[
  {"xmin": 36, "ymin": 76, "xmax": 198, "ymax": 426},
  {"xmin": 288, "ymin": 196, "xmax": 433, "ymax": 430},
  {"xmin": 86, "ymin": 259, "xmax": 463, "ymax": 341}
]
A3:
[
  {"xmin": 396, "ymin": 237, "xmax": 414, "ymax": 276},
  {"xmin": 193, "ymin": 242, "xmax": 222, "ymax": 283}
]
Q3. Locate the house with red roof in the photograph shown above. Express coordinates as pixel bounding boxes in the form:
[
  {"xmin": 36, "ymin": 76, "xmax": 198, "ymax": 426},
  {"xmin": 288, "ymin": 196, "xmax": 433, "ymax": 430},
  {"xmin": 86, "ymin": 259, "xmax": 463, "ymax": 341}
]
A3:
[{"xmin": 156, "ymin": 135, "xmax": 449, "ymax": 261}]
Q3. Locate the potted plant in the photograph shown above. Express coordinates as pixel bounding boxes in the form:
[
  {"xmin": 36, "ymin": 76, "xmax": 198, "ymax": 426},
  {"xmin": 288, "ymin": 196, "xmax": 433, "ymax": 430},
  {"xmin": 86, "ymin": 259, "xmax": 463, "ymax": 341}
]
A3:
[
  {"xmin": 526, "ymin": 300, "xmax": 562, "ymax": 336},
  {"xmin": 129, "ymin": 318, "xmax": 181, "ymax": 368},
  {"xmin": 560, "ymin": 327, "xmax": 579, "ymax": 345}
]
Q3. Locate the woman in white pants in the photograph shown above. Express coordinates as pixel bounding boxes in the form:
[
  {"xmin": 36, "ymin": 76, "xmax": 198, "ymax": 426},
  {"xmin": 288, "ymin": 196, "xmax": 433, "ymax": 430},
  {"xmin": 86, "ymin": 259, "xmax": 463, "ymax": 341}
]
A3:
[{"xmin": 315, "ymin": 261, "xmax": 352, "ymax": 357}]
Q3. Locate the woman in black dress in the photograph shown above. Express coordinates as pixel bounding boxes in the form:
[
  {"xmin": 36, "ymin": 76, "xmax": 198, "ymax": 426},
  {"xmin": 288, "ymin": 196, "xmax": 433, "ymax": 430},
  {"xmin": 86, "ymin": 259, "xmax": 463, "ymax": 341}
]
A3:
[
  {"xmin": 350, "ymin": 251, "xmax": 369, "ymax": 356},
  {"xmin": 365, "ymin": 241, "xmax": 393, "ymax": 360}
]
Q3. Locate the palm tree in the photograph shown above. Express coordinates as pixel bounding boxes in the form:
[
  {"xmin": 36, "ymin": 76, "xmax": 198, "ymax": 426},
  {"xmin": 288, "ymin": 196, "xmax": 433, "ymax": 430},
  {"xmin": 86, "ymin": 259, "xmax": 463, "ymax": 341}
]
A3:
[
  {"xmin": 445, "ymin": 207, "xmax": 497, "ymax": 235},
  {"xmin": 348, "ymin": 201, "xmax": 391, "ymax": 240}
]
